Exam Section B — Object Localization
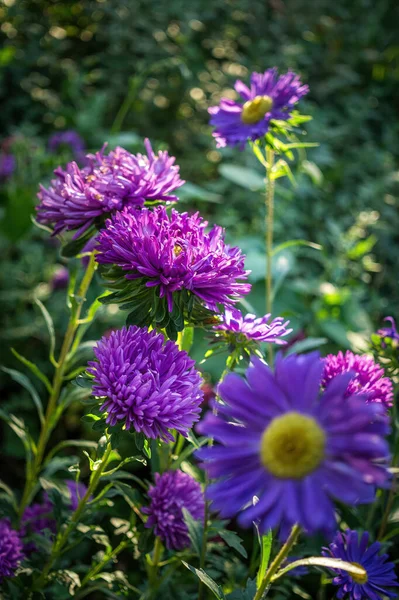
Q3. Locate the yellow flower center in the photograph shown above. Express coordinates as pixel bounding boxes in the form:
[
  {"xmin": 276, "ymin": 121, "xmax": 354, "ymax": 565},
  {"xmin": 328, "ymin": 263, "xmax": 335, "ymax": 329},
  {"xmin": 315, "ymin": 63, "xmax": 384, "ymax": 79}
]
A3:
[
  {"xmin": 260, "ymin": 412, "xmax": 326, "ymax": 479},
  {"xmin": 241, "ymin": 95, "xmax": 274, "ymax": 124},
  {"xmin": 351, "ymin": 563, "xmax": 368, "ymax": 585},
  {"xmin": 173, "ymin": 244, "xmax": 183, "ymax": 257}
]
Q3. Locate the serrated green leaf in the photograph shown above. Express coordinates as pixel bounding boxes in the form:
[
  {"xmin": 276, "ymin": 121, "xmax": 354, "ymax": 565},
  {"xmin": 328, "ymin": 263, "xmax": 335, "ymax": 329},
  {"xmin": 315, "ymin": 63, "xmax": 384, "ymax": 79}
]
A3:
[
  {"xmin": 182, "ymin": 508, "xmax": 203, "ymax": 556},
  {"xmin": 182, "ymin": 562, "xmax": 225, "ymax": 599},
  {"xmin": 219, "ymin": 529, "xmax": 247, "ymax": 558}
]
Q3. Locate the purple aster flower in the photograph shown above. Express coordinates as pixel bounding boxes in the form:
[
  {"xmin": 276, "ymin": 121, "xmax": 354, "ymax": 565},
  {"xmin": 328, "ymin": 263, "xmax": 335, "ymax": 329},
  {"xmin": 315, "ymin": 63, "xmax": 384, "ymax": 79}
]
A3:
[
  {"xmin": 0, "ymin": 519, "xmax": 24, "ymax": 582},
  {"xmin": 51, "ymin": 265, "xmax": 69, "ymax": 290},
  {"xmin": 95, "ymin": 206, "xmax": 250, "ymax": 313},
  {"xmin": 0, "ymin": 152, "xmax": 15, "ymax": 181},
  {"xmin": 143, "ymin": 470, "xmax": 205, "ymax": 550},
  {"xmin": 209, "ymin": 68, "xmax": 309, "ymax": 148},
  {"xmin": 20, "ymin": 497, "xmax": 56, "ymax": 553},
  {"xmin": 322, "ymin": 529, "xmax": 398, "ymax": 599},
  {"xmin": 377, "ymin": 317, "xmax": 399, "ymax": 343},
  {"xmin": 36, "ymin": 138, "xmax": 184, "ymax": 237},
  {"xmin": 48, "ymin": 130, "xmax": 86, "ymax": 162},
  {"xmin": 322, "ymin": 351, "xmax": 394, "ymax": 409},
  {"xmin": 87, "ymin": 326, "xmax": 204, "ymax": 442},
  {"xmin": 66, "ymin": 480, "xmax": 89, "ymax": 511},
  {"xmin": 196, "ymin": 352, "xmax": 390, "ymax": 536},
  {"xmin": 213, "ymin": 308, "xmax": 292, "ymax": 345}
]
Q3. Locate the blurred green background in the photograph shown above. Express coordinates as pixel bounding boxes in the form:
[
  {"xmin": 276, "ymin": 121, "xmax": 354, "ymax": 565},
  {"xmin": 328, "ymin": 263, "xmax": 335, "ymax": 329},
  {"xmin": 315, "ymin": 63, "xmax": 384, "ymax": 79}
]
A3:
[{"xmin": 1, "ymin": 0, "xmax": 398, "ymax": 474}]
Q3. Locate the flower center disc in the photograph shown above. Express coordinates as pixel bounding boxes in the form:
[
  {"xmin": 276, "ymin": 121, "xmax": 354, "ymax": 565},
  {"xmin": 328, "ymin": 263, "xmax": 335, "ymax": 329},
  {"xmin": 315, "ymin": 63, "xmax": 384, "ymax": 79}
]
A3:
[
  {"xmin": 351, "ymin": 562, "xmax": 368, "ymax": 584},
  {"xmin": 241, "ymin": 95, "xmax": 273, "ymax": 124},
  {"xmin": 260, "ymin": 412, "xmax": 325, "ymax": 479}
]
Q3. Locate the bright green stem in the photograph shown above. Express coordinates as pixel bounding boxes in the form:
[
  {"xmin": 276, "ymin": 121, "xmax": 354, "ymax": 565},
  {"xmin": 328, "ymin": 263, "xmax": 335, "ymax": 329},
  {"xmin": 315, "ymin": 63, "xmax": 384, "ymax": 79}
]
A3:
[
  {"xmin": 265, "ymin": 149, "xmax": 275, "ymax": 365},
  {"xmin": 80, "ymin": 539, "xmax": 128, "ymax": 588},
  {"xmin": 253, "ymin": 524, "xmax": 301, "ymax": 600},
  {"xmin": 148, "ymin": 536, "xmax": 163, "ymax": 593},
  {"xmin": 34, "ymin": 440, "xmax": 112, "ymax": 590},
  {"xmin": 18, "ymin": 253, "xmax": 97, "ymax": 520}
]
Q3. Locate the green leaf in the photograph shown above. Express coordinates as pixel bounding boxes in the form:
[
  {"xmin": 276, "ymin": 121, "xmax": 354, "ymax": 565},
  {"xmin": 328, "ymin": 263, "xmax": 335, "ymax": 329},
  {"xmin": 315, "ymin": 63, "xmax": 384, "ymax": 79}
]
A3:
[
  {"xmin": 347, "ymin": 235, "xmax": 377, "ymax": 260},
  {"xmin": 219, "ymin": 529, "xmax": 247, "ymax": 558},
  {"xmin": 219, "ymin": 164, "xmax": 264, "ymax": 191},
  {"xmin": 302, "ymin": 160, "xmax": 323, "ymax": 186},
  {"xmin": 182, "ymin": 562, "xmax": 225, "ymax": 599},
  {"xmin": 285, "ymin": 337, "xmax": 328, "ymax": 356},
  {"xmin": 61, "ymin": 227, "xmax": 97, "ymax": 258},
  {"xmin": 1, "ymin": 366, "xmax": 44, "ymax": 425},
  {"xmin": 273, "ymin": 556, "xmax": 367, "ymax": 581},
  {"xmin": 272, "ymin": 239, "xmax": 322, "ymax": 257},
  {"xmin": 0, "ymin": 409, "xmax": 35, "ymax": 460},
  {"xmin": 179, "ymin": 182, "xmax": 222, "ymax": 204},
  {"xmin": 34, "ymin": 298, "xmax": 56, "ymax": 366},
  {"xmin": 182, "ymin": 508, "xmax": 203, "ymax": 556},
  {"xmin": 180, "ymin": 326, "xmax": 194, "ymax": 353},
  {"xmin": 10, "ymin": 348, "xmax": 52, "ymax": 393},
  {"xmin": 256, "ymin": 529, "xmax": 273, "ymax": 588}
]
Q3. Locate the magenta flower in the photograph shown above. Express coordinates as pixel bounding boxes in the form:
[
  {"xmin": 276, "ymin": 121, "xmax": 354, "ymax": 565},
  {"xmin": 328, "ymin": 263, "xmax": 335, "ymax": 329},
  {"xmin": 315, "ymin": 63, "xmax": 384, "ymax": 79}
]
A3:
[
  {"xmin": 209, "ymin": 68, "xmax": 309, "ymax": 148},
  {"xmin": 322, "ymin": 350, "xmax": 393, "ymax": 409},
  {"xmin": 214, "ymin": 308, "xmax": 292, "ymax": 345}
]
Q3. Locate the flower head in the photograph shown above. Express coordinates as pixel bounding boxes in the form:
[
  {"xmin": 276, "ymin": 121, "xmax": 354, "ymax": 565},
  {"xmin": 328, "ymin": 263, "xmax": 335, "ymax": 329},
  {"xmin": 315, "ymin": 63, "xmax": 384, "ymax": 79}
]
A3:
[
  {"xmin": 0, "ymin": 152, "xmax": 15, "ymax": 181},
  {"xmin": 322, "ymin": 350, "xmax": 393, "ymax": 409},
  {"xmin": 87, "ymin": 326, "xmax": 204, "ymax": 442},
  {"xmin": 377, "ymin": 317, "xmax": 399, "ymax": 344},
  {"xmin": 209, "ymin": 68, "xmax": 309, "ymax": 148},
  {"xmin": 143, "ymin": 470, "xmax": 205, "ymax": 550},
  {"xmin": 214, "ymin": 308, "xmax": 291, "ymax": 345},
  {"xmin": 95, "ymin": 205, "xmax": 250, "ymax": 318},
  {"xmin": 20, "ymin": 497, "xmax": 56, "ymax": 553},
  {"xmin": 0, "ymin": 519, "xmax": 24, "ymax": 581},
  {"xmin": 36, "ymin": 138, "xmax": 184, "ymax": 237},
  {"xmin": 323, "ymin": 529, "xmax": 398, "ymax": 599},
  {"xmin": 197, "ymin": 352, "xmax": 390, "ymax": 535},
  {"xmin": 51, "ymin": 265, "xmax": 69, "ymax": 290},
  {"xmin": 48, "ymin": 130, "xmax": 86, "ymax": 161},
  {"xmin": 66, "ymin": 480, "xmax": 89, "ymax": 511}
]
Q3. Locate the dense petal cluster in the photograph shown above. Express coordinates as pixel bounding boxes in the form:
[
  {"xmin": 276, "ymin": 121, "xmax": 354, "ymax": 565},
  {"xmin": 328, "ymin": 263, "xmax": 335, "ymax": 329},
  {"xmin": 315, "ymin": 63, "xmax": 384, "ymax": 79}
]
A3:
[
  {"xmin": 197, "ymin": 353, "xmax": 390, "ymax": 535},
  {"xmin": 96, "ymin": 205, "xmax": 250, "ymax": 313},
  {"xmin": 213, "ymin": 308, "xmax": 292, "ymax": 345},
  {"xmin": 209, "ymin": 68, "xmax": 309, "ymax": 148},
  {"xmin": 36, "ymin": 138, "xmax": 184, "ymax": 236},
  {"xmin": 21, "ymin": 497, "xmax": 56, "ymax": 552},
  {"xmin": 66, "ymin": 480, "xmax": 89, "ymax": 511},
  {"xmin": 323, "ymin": 529, "xmax": 398, "ymax": 599},
  {"xmin": 322, "ymin": 350, "xmax": 394, "ymax": 409},
  {"xmin": 143, "ymin": 470, "xmax": 205, "ymax": 550},
  {"xmin": 87, "ymin": 326, "xmax": 204, "ymax": 441},
  {"xmin": 0, "ymin": 520, "xmax": 23, "ymax": 581},
  {"xmin": 48, "ymin": 130, "xmax": 86, "ymax": 161}
]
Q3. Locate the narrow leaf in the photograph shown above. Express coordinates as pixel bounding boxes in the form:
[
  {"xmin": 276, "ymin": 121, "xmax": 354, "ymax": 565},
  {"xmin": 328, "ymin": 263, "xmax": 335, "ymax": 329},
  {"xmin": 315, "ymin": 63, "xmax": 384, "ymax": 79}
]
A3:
[
  {"xmin": 273, "ymin": 556, "xmax": 367, "ymax": 581},
  {"xmin": 256, "ymin": 529, "xmax": 273, "ymax": 588},
  {"xmin": 182, "ymin": 508, "xmax": 203, "ymax": 556},
  {"xmin": 219, "ymin": 530, "xmax": 247, "ymax": 558},
  {"xmin": 35, "ymin": 298, "xmax": 57, "ymax": 366},
  {"xmin": 11, "ymin": 348, "xmax": 52, "ymax": 393},
  {"xmin": 182, "ymin": 562, "xmax": 225, "ymax": 599},
  {"xmin": 272, "ymin": 239, "xmax": 322, "ymax": 257},
  {"xmin": 1, "ymin": 366, "xmax": 44, "ymax": 424}
]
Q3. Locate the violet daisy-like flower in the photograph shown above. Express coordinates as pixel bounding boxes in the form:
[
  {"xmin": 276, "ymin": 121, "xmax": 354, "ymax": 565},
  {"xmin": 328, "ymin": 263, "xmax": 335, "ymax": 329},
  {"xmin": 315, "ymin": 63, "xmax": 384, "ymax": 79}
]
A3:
[
  {"xmin": 36, "ymin": 138, "xmax": 184, "ymax": 238},
  {"xmin": 214, "ymin": 307, "xmax": 292, "ymax": 345},
  {"xmin": 66, "ymin": 480, "xmax": 89, "ymax": 511},
  {"xmin": 95, "ymin": 205, "xmax": 250, "ymax": 317},
  {"xmin": 322, "ymin": 350, "xmax": 394, "ymax": 409},
  {"xmin": 0, "ymin": 519, "xmax": 24, "ymax": 582},
  {"xmin": 87, "ymin": 326, "xmax": 203, "ymax": 442},
  {"xmin": 323, "ymin": 529, "xmax": 398, "ymax": 599},
  {"xmin": 209, "ymin": 68, "xmax": 309, "ymax": 148},
  {"xmin": 197, "ymin": 352, "xmax": 390, "ymax": 535},
  {"xmin": 48, "ymin": 130, "xmax": 86, "ymax": 161},
  {"xmin": 143, "ymin": 470, "xmax": 205, "ymax": 550}
]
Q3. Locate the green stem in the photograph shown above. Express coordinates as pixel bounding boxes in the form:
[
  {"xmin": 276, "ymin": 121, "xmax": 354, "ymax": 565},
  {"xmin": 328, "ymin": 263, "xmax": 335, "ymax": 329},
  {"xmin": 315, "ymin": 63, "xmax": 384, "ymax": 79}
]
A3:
[
  {"xmin": 148, "ymin": 536, "xmax": 163, "ymax": 593},
  {"xmin": 34, "ymin": 440, "xmax": 112, "ymax": 590},
  {"xmin": 18, "ymin": 253, "xmax": 97, "ymax": 520},
  {"xmin": 265, "ymin": 149, "xmax": 275, "ymax": 366},
  {"xmin": 198, "ymin": 502, "xmax": 209, "ymax": 600},
  {"xmin": 80, "ymin": 539, "xmax": 128, "ymax": 588},
  {"xmin": 253, "ymin": 524, "xmax": 301, "ymax": 600}
]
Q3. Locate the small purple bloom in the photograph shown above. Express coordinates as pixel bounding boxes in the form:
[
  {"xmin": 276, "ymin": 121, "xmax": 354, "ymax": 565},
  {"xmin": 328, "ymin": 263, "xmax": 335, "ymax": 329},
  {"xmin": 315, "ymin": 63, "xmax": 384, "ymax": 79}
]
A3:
[
  {"xmin": 0, "ymin": 152, "xmax": 15, "ymax": 181},
  {"xmin": 143, "ymin": 470, "xmax": 205, "ymax": 550},
  {"xmin": 323, "ymin": 529, "xmax": 398, "ymax": 599},
  {"xmin": 36, "ymin": 138, "xmax": 184, "ymax": 237},
  {"xmin": 197, "ymin": 352, "xmax": 390, "ymax": 535},
  {"xmin": 214, "ymin": 308, "xmax": 292, "ymax": 345},
  {"xmin": 20, "ymin": 497, "xmax": 56, "ymax": 552},
  {"xmin": 322, "ymin": 350, "xmax": 394, "ymax": 409},
  {"xmin": 95, "ymin": 206, "xmax": 251, "ymax": 313},
  {"xmin": 377, "ymin": 317, "xmax": 399, "ymax": 343},
  {"xmin": 87, "ymin": 326, "xmax": 204, "ymax": 442},
  {"xmin": 66, "ymin": 480, "xmax": 89, "ymax": 511},
  {"xmin": 209, "ymin": 68, "xmax": 309, "ymax": 148},
  {"xmin": 0, "ymin": 519, "xmax": 24, "ymax": 582},
  {"xmin": 51, "ymin": 265, "xmax": 69, "ymax": 290},
  {"xmin": 48, "ymin": 130, "xmax": 86, "ymax": 162}
]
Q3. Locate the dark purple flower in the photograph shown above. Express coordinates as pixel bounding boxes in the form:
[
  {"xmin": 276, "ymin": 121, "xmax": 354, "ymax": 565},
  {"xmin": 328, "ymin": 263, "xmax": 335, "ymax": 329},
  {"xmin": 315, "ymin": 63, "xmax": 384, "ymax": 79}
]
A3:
[
  {"xmin": 48, "ymin": 130, "xmax": 86, "ymax": 162},
  {"xmin": 36, "ymin": 138, "xmax": 184, "ymax": 237},
  {"xmin": 95, "ymin": 206, "xmax": 250, "ymax": 313},
  {"xmin": 322, "ymin": 351, "xmax": 394, "ymax": 409},
  {"xmin": 66, "ymin": 480, "xmax": 89, "ymax": 511},
  {"xmin": 197, "ymin": 352, "xmax": 390, "ymax": 535},
  {"xmin": 0, "ymin": 153, "xmax": 15, "ymax": 181},
  {"xmin": 209, "ymin": 68, "xmax": 309, "ymax": 148},
  {"xmin": 87, "ymin": 326, "xmax": 204, "ymax": 442},
  {"xmin": 51, "ymin": 265, "xmax": 69, "ymax": 290},
  {"xmin": 0, "ymin": 519, "xmax": 24, "ymax": 581},
  {"xmin": 213, "ymin": 308, "xmax": 292, "ymax": 345},
  {"xmin": 20, "ymin": 497, "xmax": 56, "ymax": 552},
  {"xmin": 377, "ymin": 317, "xmax": 399, "ymax": 343},
  {"xmin": 323, "ymin": 529, "xmax": 398, "ymax": 599},
  {"xmin": 143, "ymin": 470, "xmax": 205, "ymax": 550}
]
